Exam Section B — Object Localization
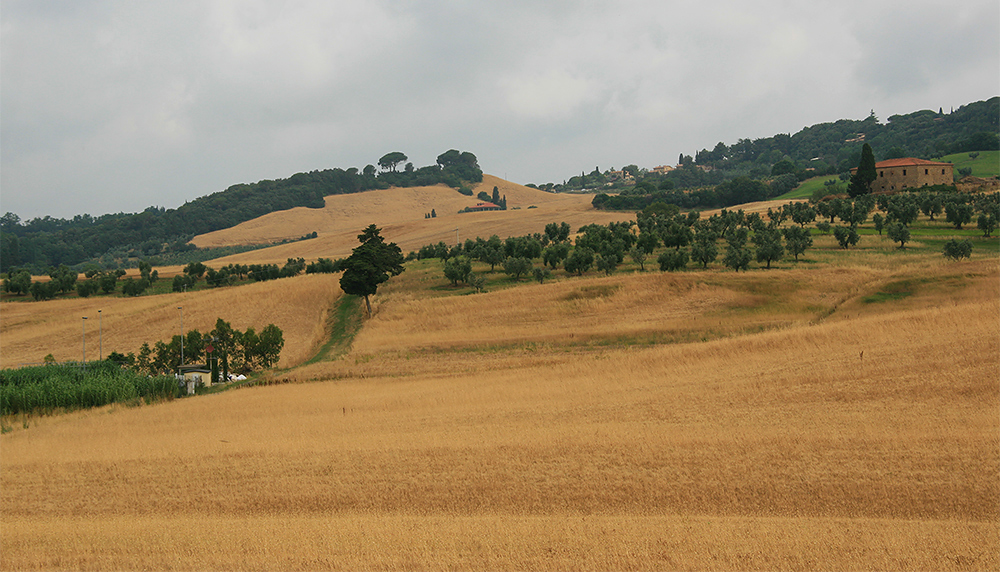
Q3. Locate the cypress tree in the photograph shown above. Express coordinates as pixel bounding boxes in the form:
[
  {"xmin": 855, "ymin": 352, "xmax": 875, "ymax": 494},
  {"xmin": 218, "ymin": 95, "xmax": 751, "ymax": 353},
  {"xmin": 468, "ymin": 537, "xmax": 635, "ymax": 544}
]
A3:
[{"xmin": 848, "ymin": 143, "xmax": 877, "ymax": 197}]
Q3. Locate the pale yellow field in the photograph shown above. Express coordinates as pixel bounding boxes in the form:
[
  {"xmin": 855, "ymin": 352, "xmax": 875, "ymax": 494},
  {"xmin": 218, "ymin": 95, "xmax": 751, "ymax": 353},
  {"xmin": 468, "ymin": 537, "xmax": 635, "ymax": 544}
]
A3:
[
  {"xmin": 196, "ymin": 175, "xmax": 635, "ymax": 266},
  {"xmin": 1, "ymin": 184, "xmax": 998, "ymax": 570}
]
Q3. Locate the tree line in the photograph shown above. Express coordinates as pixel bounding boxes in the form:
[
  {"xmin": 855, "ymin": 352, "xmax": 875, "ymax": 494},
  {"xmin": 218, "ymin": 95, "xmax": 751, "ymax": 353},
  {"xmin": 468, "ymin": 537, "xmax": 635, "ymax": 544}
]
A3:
[
  {"xmin": 2, "ymin": 254, "xmax": 340, "ymax": 301},
  {"xmin": 591, "ymin": 174, "xmax": 790, "ymax": 211}
]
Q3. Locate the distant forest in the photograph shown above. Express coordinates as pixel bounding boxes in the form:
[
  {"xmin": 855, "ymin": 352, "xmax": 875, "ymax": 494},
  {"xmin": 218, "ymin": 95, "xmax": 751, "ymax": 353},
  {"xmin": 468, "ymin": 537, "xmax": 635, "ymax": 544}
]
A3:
[
  {"xmin": 540, "ymin": 97, "xmax": 999, "ymax": 195},
  {"xmin": 0, "ymin": 150, "xmax": 482, "ymax": 273}
]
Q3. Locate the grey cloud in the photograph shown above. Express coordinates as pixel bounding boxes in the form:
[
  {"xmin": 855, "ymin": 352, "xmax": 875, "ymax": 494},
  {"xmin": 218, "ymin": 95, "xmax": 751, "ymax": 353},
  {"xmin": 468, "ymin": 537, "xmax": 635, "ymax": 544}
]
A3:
[{"xmin": 1, "ymin": 0, "xmax": 996, "ymax": 219}]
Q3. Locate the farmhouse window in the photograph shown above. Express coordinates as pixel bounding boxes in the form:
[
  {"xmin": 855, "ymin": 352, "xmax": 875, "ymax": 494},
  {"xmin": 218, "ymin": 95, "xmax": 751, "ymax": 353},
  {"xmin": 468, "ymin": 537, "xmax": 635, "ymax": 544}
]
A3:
[
  {"xmin": 902, "ymin": 169, "xmax": 907, "ymax": 176},
  {"xmin": 942, "ymin": 169, "xmax": 946, "ymax": 174},
  {"xmin": 925, "ymin": 169, "xmax": 929, "ymax": 175},
  {"xmin": 880, "ymin": 171, "xmax": 884, "ymax": 177}
]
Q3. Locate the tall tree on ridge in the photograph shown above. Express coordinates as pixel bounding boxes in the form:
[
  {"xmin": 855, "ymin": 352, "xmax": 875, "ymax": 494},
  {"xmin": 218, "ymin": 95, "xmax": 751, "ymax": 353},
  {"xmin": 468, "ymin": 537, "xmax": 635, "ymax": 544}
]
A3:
[{"xmin": 339, "ymin": 224, "xmax": 405, "ymax": 317}]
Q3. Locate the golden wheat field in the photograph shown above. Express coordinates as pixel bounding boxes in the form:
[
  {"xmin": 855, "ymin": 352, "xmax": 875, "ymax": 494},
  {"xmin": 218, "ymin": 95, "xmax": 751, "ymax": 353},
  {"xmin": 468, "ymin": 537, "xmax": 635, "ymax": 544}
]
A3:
[{"xmin": 1, "ymin": 186, "xmax": 999, "ymax": 570}]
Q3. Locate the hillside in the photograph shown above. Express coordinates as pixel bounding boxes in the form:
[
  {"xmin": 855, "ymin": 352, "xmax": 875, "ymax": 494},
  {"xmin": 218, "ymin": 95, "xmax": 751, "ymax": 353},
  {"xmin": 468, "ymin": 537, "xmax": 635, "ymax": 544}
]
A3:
[
  {"xmin": 0, "ymin": 273, "xmax": 341, "ymax": 369},
  {"xmin": 0, "ymin": 149, "xmax": 484, "ymax": 273},
  {"xmin": 196, "ymin": 175, "xmax": 635, "ymax": 266}
]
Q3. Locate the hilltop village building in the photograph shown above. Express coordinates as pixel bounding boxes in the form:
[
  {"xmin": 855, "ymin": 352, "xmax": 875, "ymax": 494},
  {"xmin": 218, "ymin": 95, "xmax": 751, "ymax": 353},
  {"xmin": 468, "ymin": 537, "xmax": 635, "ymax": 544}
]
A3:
[{"xmin": 853, "ymin": 158, "xmax": 954, "ymax": 193}]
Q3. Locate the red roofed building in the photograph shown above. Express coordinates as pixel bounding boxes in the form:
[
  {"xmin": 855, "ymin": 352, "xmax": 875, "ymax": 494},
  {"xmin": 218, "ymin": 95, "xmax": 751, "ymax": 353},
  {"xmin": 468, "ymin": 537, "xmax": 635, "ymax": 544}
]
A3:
[
  {"xmin": 467, "ymin": 202, "xmax": 502, "ymax": 212},
  {"xmin": 852, "ymin": 158, "xmax": 954, "ymax": 193}
]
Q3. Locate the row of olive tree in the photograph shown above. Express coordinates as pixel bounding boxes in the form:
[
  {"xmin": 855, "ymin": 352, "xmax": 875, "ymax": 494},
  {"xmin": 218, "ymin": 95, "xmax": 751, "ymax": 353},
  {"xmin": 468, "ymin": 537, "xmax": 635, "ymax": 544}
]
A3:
[
  {"xmin": 431, "ymin": 187, "xmax": 992, "ymax": 283},
  {"xmin": 170, "ymin": 258, "xmax": 308, "ymax": 293},
  {"xmin": 3, "ymin": 261, "xmax": 160, "ymax": 301}
]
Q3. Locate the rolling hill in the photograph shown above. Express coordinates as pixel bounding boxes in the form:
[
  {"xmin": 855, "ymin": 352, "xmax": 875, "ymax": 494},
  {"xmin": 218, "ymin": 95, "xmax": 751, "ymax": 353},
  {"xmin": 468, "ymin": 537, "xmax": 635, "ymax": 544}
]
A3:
[{"xmin": 194, "ymin": 175, "xmax": 636, "ymax": 266}]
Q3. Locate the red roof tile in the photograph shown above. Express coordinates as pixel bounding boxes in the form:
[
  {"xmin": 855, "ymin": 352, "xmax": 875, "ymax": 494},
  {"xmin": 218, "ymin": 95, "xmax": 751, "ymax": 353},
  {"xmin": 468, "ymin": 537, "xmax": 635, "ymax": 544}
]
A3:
[{"xmin": 874, "ymin": 158, "xmax": 952, "ymax": 168}]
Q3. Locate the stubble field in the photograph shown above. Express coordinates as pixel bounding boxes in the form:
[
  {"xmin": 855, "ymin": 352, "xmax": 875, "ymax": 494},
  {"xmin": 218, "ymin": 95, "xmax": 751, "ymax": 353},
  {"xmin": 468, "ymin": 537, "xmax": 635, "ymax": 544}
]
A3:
[{"xmin": 1, "ymin": 185, "xmax": 998, "ymax": 570}]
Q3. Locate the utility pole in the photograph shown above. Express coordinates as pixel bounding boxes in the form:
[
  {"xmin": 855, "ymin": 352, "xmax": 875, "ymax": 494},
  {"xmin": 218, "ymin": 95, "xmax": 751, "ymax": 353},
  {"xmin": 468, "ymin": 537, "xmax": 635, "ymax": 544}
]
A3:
[
  {"xmin": 98, "ymin": 309, "xmax": 103, "ymax": 361},
  {"xmin": 178, "ymin": 306, "xmax": 184, "ymax": 372},
  {"xmin": 81, "ymin": 316, "xmax": 88, "ymax": 364}
]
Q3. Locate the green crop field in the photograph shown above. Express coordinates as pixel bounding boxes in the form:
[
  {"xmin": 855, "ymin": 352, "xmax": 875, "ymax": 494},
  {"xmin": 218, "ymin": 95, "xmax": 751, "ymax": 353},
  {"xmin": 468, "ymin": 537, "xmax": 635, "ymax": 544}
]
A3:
[
  {"xmin": 936, "ymin": 150, "xmax": 999, "ymax": 178},
  {"xmin": 774, "ymin": 175, "xmax": 841, "ymax": 201},
  {"xmin": 0, "ymin": 362, "xmax": 179, "ymax": 422}
]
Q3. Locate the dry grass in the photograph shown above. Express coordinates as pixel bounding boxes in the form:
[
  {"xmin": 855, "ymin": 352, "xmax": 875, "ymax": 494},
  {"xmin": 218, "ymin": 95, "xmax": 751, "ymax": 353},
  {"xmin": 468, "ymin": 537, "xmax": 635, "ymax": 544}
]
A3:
[
  {"xmin": 0, "ymin": 273, "xmax": 341, "ymax": 368},
  {"xmin": 2, "ymin": 515, "xmax": 994, "ymax": 571}
]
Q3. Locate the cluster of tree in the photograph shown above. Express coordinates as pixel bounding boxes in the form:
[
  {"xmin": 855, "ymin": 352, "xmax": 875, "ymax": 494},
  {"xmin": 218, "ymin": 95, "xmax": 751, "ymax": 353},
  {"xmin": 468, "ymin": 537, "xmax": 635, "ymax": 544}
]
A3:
[
  {"xmin": 634, "ymin": 206, "xmax": 813, "ymax": 272},
  {"xmin": 110, "ymin": 317, "xmax": 284, "ymax": 379},
  {"xmin": 0, "ymin": 150, "xmax": 482, "ymax": 273},
  {"xmin": 305, "ymin": 257, "xmax": 344, "ymax": 274}
]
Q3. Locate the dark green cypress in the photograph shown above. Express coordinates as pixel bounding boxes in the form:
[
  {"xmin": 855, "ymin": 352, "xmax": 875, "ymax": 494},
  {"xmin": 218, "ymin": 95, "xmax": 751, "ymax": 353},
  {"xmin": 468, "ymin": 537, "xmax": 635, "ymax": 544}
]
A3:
[{"xmin": 849, "ymin": 143, "xmax": 877, "ymax": 197}]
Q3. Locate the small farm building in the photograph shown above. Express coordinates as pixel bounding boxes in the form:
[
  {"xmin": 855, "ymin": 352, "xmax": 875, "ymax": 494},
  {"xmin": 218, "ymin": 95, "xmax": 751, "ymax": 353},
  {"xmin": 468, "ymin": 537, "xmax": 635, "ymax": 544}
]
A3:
[
  {"xmin": 179, "ymin": 364, "xmax": 213, "ymax": 392},
  {"xmin": 852, "ymin": 158, "xmax": 954, "ymax": 192}
]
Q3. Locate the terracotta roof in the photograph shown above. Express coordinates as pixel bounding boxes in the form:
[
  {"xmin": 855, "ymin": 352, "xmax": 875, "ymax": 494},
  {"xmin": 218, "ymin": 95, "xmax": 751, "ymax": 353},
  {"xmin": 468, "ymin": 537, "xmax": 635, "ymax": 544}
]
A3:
[{"xmin": 874, "ymin": 158, "xmax": 952, "ymax": 168}]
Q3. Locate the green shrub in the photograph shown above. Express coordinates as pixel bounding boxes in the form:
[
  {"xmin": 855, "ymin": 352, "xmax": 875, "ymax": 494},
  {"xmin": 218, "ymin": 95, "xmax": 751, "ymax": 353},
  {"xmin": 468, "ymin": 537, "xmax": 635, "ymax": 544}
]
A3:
[{"xmin": 658, "ymin": 249, "xmax": 690, "ymax": 272}]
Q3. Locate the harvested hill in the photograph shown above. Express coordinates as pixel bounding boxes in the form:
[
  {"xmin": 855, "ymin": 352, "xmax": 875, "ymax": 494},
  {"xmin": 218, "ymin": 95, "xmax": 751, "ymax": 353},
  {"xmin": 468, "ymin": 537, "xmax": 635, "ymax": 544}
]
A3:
[{"xmin": 194, "ymin": 175, "xmax": 634, "ymax": 266}]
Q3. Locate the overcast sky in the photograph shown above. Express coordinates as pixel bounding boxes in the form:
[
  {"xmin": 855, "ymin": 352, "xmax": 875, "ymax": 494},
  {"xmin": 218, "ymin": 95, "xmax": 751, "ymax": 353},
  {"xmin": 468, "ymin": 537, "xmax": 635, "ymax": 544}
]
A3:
[{"xmin": 2, "ymin": 0, "xmax": 997, "ymax": 220}]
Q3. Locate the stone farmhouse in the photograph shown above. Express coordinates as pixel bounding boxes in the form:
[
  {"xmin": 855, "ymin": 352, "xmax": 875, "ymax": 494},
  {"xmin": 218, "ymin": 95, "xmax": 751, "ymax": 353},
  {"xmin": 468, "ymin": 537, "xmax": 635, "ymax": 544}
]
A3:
[{"xmin": 853, "ymin": 158, "xmax": 954, "ymax": 193}]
